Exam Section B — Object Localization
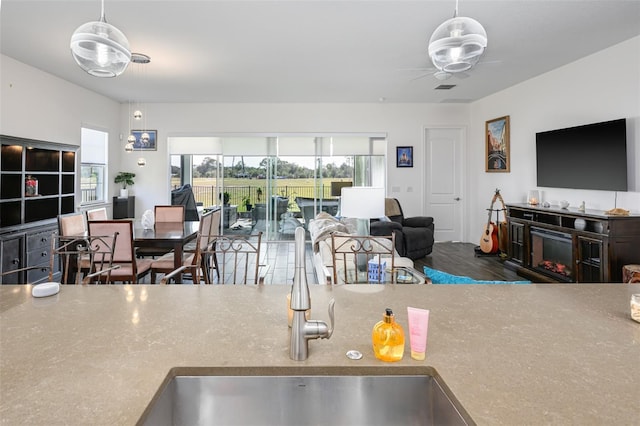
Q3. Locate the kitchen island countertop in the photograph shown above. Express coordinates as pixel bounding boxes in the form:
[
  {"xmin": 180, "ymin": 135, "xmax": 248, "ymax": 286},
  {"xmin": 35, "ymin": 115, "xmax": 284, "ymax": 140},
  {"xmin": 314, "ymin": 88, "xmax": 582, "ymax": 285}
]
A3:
[{"xmin": 1, "ymin": 283, "xmax": 639, "ymax": 425}]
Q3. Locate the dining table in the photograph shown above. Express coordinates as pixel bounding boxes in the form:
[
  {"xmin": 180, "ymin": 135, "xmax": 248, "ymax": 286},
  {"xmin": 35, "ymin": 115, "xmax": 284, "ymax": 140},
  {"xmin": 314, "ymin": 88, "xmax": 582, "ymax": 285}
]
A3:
[{"xmin": 133, "ymin": 220, "xmax": 200, "ymax": 283}]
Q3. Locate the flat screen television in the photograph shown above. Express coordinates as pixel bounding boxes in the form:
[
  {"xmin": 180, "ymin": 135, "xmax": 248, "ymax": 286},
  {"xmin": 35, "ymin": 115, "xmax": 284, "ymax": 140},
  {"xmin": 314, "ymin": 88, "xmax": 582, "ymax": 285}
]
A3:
[{"xmin": 536, "ymin": 118, "xmax": 627, "ymax": 191}]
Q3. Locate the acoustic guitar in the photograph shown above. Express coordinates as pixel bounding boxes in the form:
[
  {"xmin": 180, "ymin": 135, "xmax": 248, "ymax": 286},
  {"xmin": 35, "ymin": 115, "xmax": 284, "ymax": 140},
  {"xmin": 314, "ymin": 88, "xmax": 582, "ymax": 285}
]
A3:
[{"xmin": 479, "ymin": 189, "xmax": 506, "ymax": 254}]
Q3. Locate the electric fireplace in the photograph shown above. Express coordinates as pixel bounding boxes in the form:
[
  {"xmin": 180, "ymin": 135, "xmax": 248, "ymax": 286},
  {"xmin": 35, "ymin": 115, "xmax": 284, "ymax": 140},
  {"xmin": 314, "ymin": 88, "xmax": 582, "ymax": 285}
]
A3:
[{"xmin": 530, "ymin": 228, "xmax": 573, "ymax": 282}]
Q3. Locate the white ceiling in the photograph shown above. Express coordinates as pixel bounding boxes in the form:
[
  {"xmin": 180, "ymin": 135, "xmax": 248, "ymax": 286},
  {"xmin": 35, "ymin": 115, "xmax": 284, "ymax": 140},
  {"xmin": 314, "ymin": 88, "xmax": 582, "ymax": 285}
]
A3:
[{"xmin": 2, "ymin": 0, "xmax": 639, "ymax": 104}]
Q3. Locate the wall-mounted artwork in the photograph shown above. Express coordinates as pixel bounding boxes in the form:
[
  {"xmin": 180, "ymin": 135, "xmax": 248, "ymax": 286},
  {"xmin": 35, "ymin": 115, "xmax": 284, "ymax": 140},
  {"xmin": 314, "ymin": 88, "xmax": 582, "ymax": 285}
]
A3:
[
  {"xmin": 131, "ymin": 130, "xmax": 157, "ymax": 151},
  {"xmin": 396, "ymin": 146, "xmax": 413, "ymax": 168},
  {"xmin": 485, "ymin": 116, "xmax": 510, "ymax": 172}
]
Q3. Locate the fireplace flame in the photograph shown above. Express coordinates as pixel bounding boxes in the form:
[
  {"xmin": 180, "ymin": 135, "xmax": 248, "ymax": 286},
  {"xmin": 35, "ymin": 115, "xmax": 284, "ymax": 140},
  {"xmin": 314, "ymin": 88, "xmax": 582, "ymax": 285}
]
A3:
[{"xmin": 539, "ymin": 260, "xmax": 572, "ymax": 277}]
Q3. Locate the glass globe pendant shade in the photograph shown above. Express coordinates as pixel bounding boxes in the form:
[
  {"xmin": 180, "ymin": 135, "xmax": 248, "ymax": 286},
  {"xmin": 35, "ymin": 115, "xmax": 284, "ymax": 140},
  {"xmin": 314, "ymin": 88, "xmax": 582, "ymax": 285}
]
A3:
[
  {"xmin": 124, "ymin": 134, "xmax": 135, "ymax": 153},
  {"xmin": 428, "ymin": 16, "xmax": 487, "ymax": 73},
  {"xmin": 141, "ymin": 132, "xmax": 150, "ymax": 144},
  {"xmin": 137, "ymin": 157, "xmax": 147, "ymax": 167},
  {"xmin": 70, "ymin": 18, "xmax": 131, "ymax": 77},
  {"xmin": 133, "ymin": 110, "xmax": 142, "ymax": 120}
]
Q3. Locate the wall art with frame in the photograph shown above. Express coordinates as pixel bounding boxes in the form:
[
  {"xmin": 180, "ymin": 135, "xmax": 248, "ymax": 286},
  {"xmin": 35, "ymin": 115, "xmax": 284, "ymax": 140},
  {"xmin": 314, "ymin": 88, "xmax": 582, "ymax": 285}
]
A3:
[
  {"xmin": 396, "ymin": 146, "xmax": 413, "ymax": 168},
  {"xmin": 131, "ymin": 130, "xmax": 157, "ymax": 151},
  {"xmin": 485, "ymin": 116, "xmax": 510, "ymax": 172}
]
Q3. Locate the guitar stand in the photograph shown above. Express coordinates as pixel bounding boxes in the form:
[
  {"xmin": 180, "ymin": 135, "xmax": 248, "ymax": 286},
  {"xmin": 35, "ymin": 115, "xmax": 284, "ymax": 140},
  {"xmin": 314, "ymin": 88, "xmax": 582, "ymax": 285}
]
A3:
[{"xmin": 475, "ymin": 207, "xmax": 507, "ymax": 258}]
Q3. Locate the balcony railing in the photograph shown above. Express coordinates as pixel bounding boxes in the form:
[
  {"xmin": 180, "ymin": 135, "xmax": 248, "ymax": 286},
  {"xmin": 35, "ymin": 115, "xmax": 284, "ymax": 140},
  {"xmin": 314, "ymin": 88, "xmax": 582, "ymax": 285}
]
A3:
[{"xmin": 182, "ymin": 184, "xmax": 338, "ymax": 213}]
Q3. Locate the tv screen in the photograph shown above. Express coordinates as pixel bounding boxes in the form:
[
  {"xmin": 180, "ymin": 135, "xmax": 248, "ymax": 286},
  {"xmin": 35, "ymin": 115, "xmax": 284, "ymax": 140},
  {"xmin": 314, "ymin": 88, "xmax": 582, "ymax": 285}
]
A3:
[{"xmin": 536, "ymin": 118, "xmax": 627, "ymax": 191}]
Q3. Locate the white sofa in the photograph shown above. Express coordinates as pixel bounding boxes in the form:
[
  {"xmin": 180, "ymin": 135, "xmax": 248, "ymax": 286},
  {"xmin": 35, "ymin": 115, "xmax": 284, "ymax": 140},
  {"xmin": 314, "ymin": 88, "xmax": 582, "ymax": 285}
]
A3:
[{"xmin": 308, "ymin": 212, "xmax": 414, "ymax": 284}]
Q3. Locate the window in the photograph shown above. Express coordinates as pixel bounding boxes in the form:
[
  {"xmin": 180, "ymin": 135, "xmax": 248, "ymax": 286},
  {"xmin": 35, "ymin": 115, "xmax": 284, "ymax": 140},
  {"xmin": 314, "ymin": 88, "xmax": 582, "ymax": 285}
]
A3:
[
  {"xmin": 168, "ymin": 134, "xmax": 386, "ymax": 241},
  {"xmin": 80, "ymin": 127, "xmax": 108, "ymax": 204}
]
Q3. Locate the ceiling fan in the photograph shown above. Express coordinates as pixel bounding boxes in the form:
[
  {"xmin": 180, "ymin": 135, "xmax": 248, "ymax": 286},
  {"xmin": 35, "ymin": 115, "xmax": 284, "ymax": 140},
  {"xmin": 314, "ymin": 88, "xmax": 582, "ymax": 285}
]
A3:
[{"xmin": 402, "ymin": 0, "xmax": 490, "ymax": 82}]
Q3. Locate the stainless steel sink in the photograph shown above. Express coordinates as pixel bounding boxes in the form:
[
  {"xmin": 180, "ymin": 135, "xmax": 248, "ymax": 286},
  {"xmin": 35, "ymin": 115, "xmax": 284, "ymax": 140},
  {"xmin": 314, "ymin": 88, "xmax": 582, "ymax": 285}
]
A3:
[{"xmin": 137, "ymin": 366, "xmax": 474, "ymax": 426}]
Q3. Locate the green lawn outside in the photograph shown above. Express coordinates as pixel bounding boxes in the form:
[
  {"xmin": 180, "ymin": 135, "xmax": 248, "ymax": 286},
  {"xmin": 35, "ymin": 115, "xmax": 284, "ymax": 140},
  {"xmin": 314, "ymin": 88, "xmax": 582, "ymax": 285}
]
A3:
[{"xmin": 172, "ymin": 177, "xmax": 350, "ymax": 212}]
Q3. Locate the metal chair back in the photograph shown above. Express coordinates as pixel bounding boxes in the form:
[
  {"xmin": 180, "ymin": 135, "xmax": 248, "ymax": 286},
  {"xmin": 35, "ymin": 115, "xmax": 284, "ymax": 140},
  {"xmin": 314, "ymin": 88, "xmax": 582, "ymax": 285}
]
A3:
[
  {"xmin": 203, "ymin": 232, "xmax": 265, "ymax": 285},
  {"xmin": 331, "ymin": 233, "xmax": 395, "ymax": 284}
]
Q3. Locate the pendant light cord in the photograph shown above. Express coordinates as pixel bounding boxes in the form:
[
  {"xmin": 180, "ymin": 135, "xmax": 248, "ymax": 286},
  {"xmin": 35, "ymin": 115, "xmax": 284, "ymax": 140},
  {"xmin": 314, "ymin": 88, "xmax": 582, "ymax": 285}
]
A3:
[{"xmin": 100, "ymin": 0, "xmax": 107, "ymax": 23}]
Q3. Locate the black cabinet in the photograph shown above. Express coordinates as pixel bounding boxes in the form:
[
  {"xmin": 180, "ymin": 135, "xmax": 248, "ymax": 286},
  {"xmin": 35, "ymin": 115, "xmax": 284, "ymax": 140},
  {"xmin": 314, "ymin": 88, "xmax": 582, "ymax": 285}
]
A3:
[
  {"xmin": 0, "ymin": 234, "xmax": 23, "ymax": 284},
  {"xmin": 1, "ymin": 135, "xmax": 76, "ymax": 284},
  {"xmin": 113, "ymin": 196, "xmax": 135, "ymax": 219},
  {"xmin": 506, "ymin": 203, "xmax": 640, "ymax": 283},
  {"xmin": 1, "ymin": 135, "xmax": 77, "ymax": 228},
  {"xmin": 0, "ymin": 224, "xmax": 58, "ymax": 284}
]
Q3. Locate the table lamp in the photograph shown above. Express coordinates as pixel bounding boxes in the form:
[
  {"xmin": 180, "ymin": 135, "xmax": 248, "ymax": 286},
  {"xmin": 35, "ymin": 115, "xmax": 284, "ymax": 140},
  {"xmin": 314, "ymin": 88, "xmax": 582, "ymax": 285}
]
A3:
[
  {"xmin": 340, "ymin": 187, "xmax": 385, "ymax": 235},
  {"xmin": 340, "ymin": 187, "xmax": 385, "ymax": 271}
]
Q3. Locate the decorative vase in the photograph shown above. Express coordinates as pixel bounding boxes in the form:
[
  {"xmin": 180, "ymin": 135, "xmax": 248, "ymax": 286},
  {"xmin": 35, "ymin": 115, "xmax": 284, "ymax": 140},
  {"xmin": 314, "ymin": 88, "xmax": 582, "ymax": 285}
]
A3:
[
  {"xmin": 25, "ymin": 175, "xmax": 38, "ymax": 197},
  {"xmin": 574, "ymin": 218, "xmax": 586, "ymax": 231},
  {"xmin": 120, "ymin": 188, "xmax": 128, "ymax": 198}
]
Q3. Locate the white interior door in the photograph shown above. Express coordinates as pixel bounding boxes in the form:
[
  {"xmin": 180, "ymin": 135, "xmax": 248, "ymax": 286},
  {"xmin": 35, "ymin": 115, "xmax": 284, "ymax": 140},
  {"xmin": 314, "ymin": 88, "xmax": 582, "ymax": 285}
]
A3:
[{"xmin": 424, "ymin": 127, "xmax": 464, "ymax": 242}]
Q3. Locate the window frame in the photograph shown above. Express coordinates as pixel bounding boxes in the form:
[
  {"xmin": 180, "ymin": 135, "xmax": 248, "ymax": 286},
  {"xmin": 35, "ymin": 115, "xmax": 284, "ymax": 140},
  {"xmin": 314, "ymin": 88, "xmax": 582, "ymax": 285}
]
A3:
[{"xmin": 80, "ymin": 127, "xmax": 108, "ymax": 205}]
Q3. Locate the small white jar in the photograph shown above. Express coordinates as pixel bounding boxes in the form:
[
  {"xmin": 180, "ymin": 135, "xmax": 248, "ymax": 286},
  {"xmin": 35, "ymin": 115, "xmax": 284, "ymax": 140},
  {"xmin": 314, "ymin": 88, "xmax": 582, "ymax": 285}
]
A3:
[{"xmin": 631, "ymin": 294, "xmax": 640, "ymax": 323}]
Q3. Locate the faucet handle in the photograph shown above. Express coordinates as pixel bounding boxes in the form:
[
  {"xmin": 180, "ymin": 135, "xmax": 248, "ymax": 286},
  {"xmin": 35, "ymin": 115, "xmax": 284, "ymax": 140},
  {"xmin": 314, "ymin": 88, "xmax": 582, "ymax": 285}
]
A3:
[{"xmin": 324, "ymin": 299, "xmax": 335, "ymax": 339}]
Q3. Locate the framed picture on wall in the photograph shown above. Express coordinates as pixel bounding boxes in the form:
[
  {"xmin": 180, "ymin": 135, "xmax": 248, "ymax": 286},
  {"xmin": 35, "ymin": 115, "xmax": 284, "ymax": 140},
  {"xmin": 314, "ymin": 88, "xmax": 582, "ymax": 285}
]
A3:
[
  {"xmin": 131, "ymin": 130, "xmax": 157, "ymax": 151},
  {"xmin": 485, "ymin": 116, "xmax": 510, "ymax": 172},
  {"xmin": 396, "ymin": 146, "xmax": 413, "ymax": 167}
]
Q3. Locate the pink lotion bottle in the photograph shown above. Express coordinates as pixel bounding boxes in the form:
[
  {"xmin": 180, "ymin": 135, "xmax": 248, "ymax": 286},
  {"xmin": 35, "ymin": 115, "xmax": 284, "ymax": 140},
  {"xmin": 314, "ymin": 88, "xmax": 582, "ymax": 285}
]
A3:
[{"xmin": 407, "ymin": 307, "xmax": 430, "ymax": 360}]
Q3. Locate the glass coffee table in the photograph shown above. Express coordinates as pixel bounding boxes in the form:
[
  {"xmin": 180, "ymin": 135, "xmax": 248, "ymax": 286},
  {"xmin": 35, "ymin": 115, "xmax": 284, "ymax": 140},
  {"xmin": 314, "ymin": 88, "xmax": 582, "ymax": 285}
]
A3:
[{"xmin": 337, "ymin": 266, "xmax": 428, "ymax": 285}]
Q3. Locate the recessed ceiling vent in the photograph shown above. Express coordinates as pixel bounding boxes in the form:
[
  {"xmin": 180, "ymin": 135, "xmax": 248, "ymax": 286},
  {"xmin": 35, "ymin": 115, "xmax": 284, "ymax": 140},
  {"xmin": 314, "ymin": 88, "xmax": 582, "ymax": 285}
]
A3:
[{"xmin": 435, "ymin": 84, "xmax": 456, "ymax": 90}]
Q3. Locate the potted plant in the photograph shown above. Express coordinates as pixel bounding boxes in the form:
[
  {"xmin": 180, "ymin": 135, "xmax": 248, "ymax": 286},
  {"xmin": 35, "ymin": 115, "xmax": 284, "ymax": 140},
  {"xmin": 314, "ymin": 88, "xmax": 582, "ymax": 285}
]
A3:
[
  {"xmin": 242, "ymin": 195, "xmax": 252, "ymax": 212},
  {"xmin": 256, "ymin": 187, "xmax": 263, "ymax": 203},
  {"xmin": 223, "ymin": 191, "xmax": 231, "ymax": 206},
  {"xmin": 114, "ymin": 172, "xmax": 135, "ymax": 198}
]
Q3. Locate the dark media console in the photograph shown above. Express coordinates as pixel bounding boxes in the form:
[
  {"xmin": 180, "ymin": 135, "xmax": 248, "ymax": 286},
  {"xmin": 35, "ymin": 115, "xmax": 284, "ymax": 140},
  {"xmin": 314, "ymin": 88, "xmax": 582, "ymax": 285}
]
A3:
[{"xmin": 505, "ymin": 203, "xmax": 640, "ymax": 283}]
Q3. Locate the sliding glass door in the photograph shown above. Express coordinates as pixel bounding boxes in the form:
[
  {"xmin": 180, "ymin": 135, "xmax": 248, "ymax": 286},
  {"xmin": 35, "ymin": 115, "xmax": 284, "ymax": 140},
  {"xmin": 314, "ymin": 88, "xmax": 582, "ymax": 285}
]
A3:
[{"xmin": 168, "ymin": 134, "xmax": 386, "ymax": 242}]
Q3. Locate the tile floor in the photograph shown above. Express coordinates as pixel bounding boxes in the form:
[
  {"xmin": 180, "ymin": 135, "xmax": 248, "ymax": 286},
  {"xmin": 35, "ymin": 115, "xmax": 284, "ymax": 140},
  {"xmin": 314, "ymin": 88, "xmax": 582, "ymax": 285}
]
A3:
[
  {"xmin": 259, "ymin": 241, "xmax": 319, "ymax": 285},
  {"xmin": 147, "ymin": 241, "xmax": 318, "ymax": 285}
]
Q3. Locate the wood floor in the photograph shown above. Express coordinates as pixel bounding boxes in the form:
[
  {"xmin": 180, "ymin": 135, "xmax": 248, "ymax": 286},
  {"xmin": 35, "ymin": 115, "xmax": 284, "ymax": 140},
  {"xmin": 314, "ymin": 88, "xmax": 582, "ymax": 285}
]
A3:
[
  {"xmin": 413, "ymin": 242, "xmax": 522, "ymax": 281},
  {"xmin": 259, "ymin": 241, "xmax": 522, "ymax": 285}
]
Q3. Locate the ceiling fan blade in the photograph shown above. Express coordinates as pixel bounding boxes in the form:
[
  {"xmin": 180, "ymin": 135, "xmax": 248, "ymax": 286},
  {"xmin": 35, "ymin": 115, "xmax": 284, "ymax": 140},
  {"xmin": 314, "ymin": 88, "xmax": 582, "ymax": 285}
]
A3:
[
  {"xmin": 453, "ymin": 72, "xmax": 470, "ymax": 79},
  {"xmin": 409, "ymin": 72, "xmax": 436, "ymax": 82},
  {"xmin": 433, "ymin": 71, "xmax": 452, "ymax": 80}
]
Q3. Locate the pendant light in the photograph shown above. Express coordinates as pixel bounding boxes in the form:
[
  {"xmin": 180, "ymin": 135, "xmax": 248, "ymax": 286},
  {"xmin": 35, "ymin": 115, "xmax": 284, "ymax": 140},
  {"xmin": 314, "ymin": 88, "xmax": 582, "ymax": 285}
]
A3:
[
  {"xmin": 136, "ymin": 98, "xmax": 147, "ymax": 166},
  {"xmin": 70, "ymin": 0, "xmax": 131, "ymax": 77},
  {"xmin": 428, "ymin": 0, "xmax": 487, "ymax": 73},
  {"xmin": 124, "ymin": 101, "xmax": 135, "ymax": 153}
]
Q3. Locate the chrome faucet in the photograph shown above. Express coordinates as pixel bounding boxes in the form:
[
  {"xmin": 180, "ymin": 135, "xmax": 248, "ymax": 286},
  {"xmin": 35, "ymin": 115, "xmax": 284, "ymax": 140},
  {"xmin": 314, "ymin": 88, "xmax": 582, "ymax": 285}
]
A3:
[{"xmin": 290, "ymin": 226, "xmax": 335, "ymax": 361}]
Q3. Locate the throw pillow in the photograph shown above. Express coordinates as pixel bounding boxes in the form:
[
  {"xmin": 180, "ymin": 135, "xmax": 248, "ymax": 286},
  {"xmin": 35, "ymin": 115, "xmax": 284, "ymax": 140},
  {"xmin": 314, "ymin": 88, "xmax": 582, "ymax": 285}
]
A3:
[{"xmin": 423, "ymin": 266, "xmax": 530, "ymax": 284}]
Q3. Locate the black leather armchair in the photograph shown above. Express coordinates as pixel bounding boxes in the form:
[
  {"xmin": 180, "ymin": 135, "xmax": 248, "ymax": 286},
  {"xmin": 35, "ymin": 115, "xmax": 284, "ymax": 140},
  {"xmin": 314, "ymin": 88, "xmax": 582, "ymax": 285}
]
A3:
[{"xmin": 370, "ymin": 198, "xmax": 434, "ymax": 260}]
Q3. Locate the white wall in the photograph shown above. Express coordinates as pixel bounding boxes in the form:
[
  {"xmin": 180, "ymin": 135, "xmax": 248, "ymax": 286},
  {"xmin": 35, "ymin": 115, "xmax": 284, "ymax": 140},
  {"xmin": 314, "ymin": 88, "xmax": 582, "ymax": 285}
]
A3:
[
  {"xmin": 1, "ymin": 55, "xmax": 122, "ymax": 211},
  {"xmin": 467, "ymin": 36, "xmax": 640, "ymax": 242},
  {"xmin": 117, "ymin": 102, "xmax": 470, "ymax": 219}
]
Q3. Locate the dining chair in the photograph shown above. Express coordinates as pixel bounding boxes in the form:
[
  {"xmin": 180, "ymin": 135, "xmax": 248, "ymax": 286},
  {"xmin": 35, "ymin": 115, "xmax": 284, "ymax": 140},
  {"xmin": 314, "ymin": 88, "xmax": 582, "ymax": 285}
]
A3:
[
  {"xmin": 150, "ymin": 210, "xmax": 213, "ymax": 284},
  {"xmin": 86, "ymin": 207, "xmax": 108, "ymax": 221},
  {"xmin": 331, "ymin": 233, "xmax": 396, "ymax": 284},
  {"xmin": 87, "ymin": 220, "xmax": 152, "ymax": 283},
  {"xmin": 57, "ymin": 212, "xmax": 88, "ymax": 283},
  {"xmin": 0, "ymin": 233, "xmax": 120, "ymax": 285},
  {"xmin": 205, "ymin": 208, "xmax": 222, "ymax": 281},
  {"xmin": 58, "ymin": 212, "xmax": 87, "ymax": 237},
  {"xmin": 160, "ymin": 232, "xmax": 267, "ymax": 285},
  {"xmin": 154, "ymin": 205, "xmax": 185, "ymax": 223},
  {"xmin": 136, "ymin": 205, "xmax": 186, "ymax": 258},
  {"xmin": 202, "ymin": 232, "xmax": 267, "ymax": 285}
]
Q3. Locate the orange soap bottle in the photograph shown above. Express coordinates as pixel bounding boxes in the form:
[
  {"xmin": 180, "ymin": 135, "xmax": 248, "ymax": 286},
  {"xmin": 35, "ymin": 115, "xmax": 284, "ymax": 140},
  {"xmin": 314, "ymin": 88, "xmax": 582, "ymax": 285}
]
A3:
[{"xmin": 372, "ymin": 308, "xmax": 405, "ymax": 362}]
